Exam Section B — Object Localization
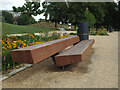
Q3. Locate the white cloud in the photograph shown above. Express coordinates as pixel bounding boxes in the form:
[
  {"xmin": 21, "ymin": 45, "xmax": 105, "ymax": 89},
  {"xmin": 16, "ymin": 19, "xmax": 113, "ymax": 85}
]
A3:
[
  {"xmin": 0, "ymin": 0, "xmax": 25, "ymax": 10},
  {"xmin": 114, "ymin": 0, "xmax": 118, "ymax": 3},
  {"xmin": 0, "ymin": 2, "xmax": 13, "ymax": 10},
  {"xmin": 0, "ymin": 0, "xmax": 45, "ymax": 20}
]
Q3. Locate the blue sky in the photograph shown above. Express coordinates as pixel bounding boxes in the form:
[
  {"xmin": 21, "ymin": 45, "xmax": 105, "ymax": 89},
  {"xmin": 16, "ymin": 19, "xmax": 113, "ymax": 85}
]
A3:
[{"xmin": 0, "ymin": 0, "xmax": 119, "ymax": 21}]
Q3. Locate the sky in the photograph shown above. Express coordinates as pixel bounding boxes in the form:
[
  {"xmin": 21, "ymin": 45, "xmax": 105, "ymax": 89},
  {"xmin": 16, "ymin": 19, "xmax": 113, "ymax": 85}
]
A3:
[
  {"xmin": 0, "ymin": 0, "xmax": 45, "ymax": 21},
  {"xmin": 0, "ymin": 0, "xmax": 119, "ymax": 21}
]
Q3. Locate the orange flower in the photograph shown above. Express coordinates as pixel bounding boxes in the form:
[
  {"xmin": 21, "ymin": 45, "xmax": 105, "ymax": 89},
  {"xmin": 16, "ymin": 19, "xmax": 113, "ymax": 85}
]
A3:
[
  {"xmin": 30, "ymin": 34, "xmax": 34, "ymax": 38},
  {"xmin": 60, "ymin": 36, "xmax": 66, "ymax": 38}
]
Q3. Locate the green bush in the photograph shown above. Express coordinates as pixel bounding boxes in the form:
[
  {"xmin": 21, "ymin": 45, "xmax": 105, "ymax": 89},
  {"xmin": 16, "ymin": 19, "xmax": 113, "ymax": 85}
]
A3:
[
  {"xmin": 0, "ymin": 16, "xmax": 6, "ymax": 22},
  {"xmin": 16, "ymin": 14, "xmax": 37, "ymax": 25},
  {"xmin": 2, "ymin": 16, "xmax": 6, "ymax": 23},
  {"xmin": 70, "ymin": 33, "xmax": 77, "ymax": 35},
  {"xmin": 84, "ymin": 8, "xmax": 96, "ymax": 28},
  {"xmin": 2, "ymin": 11, "xmax": 14, "ymax": 24}
]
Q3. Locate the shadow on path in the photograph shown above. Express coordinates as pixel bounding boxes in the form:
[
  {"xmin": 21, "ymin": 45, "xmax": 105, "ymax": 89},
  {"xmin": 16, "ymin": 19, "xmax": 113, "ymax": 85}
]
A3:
[{"xmin": 3, "ymin": 48, "xmax": 95, "ymax": 84}]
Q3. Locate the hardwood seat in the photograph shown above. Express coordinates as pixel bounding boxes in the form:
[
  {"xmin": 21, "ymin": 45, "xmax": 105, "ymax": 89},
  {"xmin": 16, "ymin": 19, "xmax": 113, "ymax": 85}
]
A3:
[
  {"xmin": 55, "ymin": 39, "xmax": 95, "ymax": 67},
  {"xmin": 10, "ymin": 36, "xmax": 80, "ymax": 64}
]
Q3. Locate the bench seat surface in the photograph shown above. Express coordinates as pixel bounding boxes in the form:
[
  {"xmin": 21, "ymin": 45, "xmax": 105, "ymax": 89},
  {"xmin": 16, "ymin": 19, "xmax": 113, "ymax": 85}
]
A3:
[
  {"xmin": 55, "ymin": 39, "xmax": 95, "ymax": 66},
  {"xmin": 10, "ymin": 36, "xmax": 80, "ymax": 64}
]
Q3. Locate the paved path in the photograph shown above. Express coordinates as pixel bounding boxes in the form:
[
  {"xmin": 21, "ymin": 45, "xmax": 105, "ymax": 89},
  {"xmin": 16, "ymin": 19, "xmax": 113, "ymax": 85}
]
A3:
[{"xmin": 2, "ymin": 32, "xmax": 119, "ymax": 88}]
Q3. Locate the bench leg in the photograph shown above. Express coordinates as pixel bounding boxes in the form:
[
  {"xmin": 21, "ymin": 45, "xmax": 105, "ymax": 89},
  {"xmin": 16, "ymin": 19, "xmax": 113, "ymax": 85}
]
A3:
[
  {"xmin": 58, "ymin": 64, "xmax": 71, "ymax": 70},
  {"xmin": 51, "ymin": 52, "xmax": 61, "ymax": 65},
  {"xmin": 61, "ymin": 66, "xmax": 65, "ymax": 70}
]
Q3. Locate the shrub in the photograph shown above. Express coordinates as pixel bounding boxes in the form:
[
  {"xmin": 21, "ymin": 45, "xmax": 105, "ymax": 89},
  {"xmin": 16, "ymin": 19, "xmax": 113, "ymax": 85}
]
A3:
[
  {"xmin": 89, "ymin": 27, "xmax": 108, "ymax": 36},
  {"xmin": 84, "ymin": 8, "xmax": 96, "ymax": 28},
  {"xmin": 0, "ymin": 16, "xmax": 6, "ymax": 22},
  {"xmin": 70, "ymin": 33, "xmax": 77, "ymax": 35},
  {"xmin": 16, "ymin": 14, "xmax": 37, "ymax": 25},
  {"xmin": 2, "ymin": 11, "xmax": 14, "ymax": 24}
]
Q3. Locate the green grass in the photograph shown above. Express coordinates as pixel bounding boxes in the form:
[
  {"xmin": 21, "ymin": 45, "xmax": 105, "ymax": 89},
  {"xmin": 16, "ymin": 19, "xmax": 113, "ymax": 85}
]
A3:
[{"xmin": 2, "ymin": 23, "xmax": 58, "ymax": 35}]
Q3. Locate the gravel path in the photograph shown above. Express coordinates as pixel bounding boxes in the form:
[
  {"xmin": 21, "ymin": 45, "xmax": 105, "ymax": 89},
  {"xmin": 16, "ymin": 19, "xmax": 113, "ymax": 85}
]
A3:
[{"xmin": 2, "ymin": 32, "xmax": 119, "ymax": 88}]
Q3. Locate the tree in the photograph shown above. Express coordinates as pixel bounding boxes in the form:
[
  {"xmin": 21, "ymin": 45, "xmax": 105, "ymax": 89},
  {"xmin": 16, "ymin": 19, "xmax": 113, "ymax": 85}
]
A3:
[
  {"xmin": 67, "ymin": 2, "xmax": 86, "ymax": 29},
  {"xmin": 12, "ymin": 2, "xmax": 42, "ymax": 25},
  {"xmin": 0, "ymin": 16, "xmax": 6, "ymax": 23},
  {"xmin": 66, "ymin": 2, "xmax": 96, "ymax": 29},
  {"xmin": 2, "ymin": 11, "xmax": 14, "ymax": 24},
  {"xmin": 16, "ymin": 14, "xmax": 37, "ymax": 25},
  {"xmin": 103, "ymin": 2, "xmax": 117, "ymax": 30},
  {"xmin": 84, "ymin": 8, "xmax": 96, "ymax": 28},
  {"xmin": 42, "ymin": 2, "xmax": 68, "ymax": 27},
  {"xmin": 2, "ymin": 16, "xmax": 6, "ymax": 23},
  {"xmin": 117, "ymin": 1, "xmax": 120, "ymax": 30},
  {"xmin": 86, "ymin": 2, "xmax": 105, "ymax": 27},
  {"xmin": 43, "ymin": 2, "xmax": 106, "ymax": 29}
]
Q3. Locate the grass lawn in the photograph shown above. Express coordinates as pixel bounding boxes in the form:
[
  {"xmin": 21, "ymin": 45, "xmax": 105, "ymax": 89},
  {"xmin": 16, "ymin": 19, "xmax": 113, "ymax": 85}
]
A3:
[{"xmin": 2, "ymin": 23, "xmax": 58, "ymax": 35}]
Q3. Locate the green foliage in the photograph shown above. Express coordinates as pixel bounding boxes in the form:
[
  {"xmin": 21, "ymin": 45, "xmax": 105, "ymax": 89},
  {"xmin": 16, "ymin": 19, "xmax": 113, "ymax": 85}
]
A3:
[
  {"xmin": 42, "ymin": 2, "xmax": 97, "ymax": 28},
  {"xmin": 0, "ymin": 16, "xmax": 6, "ymax": 23},
  {"xmin": 16, "ymin": 14, "xmax": 37, "ymax": 25},
  {"xmin": 51, "ymin": 32, "xmax": 61, "ymax": 39},
  {"xmin": 103, "ymin": 2, "xmax": 117, "ymax": 29},
  {"xmin": 117, "ymin": 1, "xmax": 120, "ymax": 30},
  {"xmin": 13, "ymin": 2, "xmax": 43, "ymax": 25},
  {"xmin": 67, "ymin": 3, "xmax": 87, "ymax": 25},
  {"xmin": 13, "ymin": 2, "xmax": 42, "ymax": 16},
  {"xmin": 2, "ymin": 11, "xmax": 14, "ymax": 24},
  {"xmin": 42, "ymin": 2, "xmax": 68, "ymax": 27},
  {"xmin": 84, "ymin": 8, "xmax": 96, "ymax": 27},
  {"xmin": 42, "ymin": 2, "xmax": 108, "ymax": 28},
  {"xmin": 70, "ymin": 33, "xmax": 77, "ymax": 35},
  {"xmin": 89, "ymin": 27, "xmax": 108, "ymax": 36},
  {"xmin": 87, "ymin": 2, "xmax": 105, "ymax": 25}
]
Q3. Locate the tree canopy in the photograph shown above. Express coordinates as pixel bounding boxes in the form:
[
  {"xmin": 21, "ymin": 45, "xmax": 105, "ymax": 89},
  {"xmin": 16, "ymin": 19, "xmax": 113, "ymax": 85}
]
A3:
[
  {"xmin": 13, "ymin": 2, "xmax": 42, "ymax": 16},
  {"xmin": 42, "ymin": 2, "xmax": 119, "ymax": 30},
  {"xmin": 2, "ymin": 11, "xmax": 14, "ymax": 24},
  {"xmin": 12, "ymin": 1, "xmax": 43, "ymax": 25}
]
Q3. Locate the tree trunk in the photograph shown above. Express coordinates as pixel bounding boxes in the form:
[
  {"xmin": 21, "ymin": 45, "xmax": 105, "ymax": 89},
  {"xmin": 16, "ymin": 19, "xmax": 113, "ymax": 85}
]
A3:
[
  {"xmin": 96, "ymin": 27, "xmax": 97, "ymax": 34},
  {"xmin": 55, "ymin": 21, "xmax": 57, "ymax": 27},
  {"xmin": 118, "ymin": 28, "xmax": 120, "ymax": 31},
  {"xmin": 107, "ymin": 26, "xmax": 109, "ymax": 31},
  {"xmin": 89, "ymin": 27, "xmax": 91, "ymax": 31},
  {"xmin": 74, "ymin": 24, "xmax": 76, "ymax": 30}
]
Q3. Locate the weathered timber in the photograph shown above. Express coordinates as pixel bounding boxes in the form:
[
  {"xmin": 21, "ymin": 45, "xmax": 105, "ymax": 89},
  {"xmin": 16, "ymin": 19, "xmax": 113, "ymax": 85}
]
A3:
[
  {"xmin": 10, "ymin": 36, "xmax": 80, "ymax": 64},
  {"xmin": 55, "ymin": 39, "xmax": 95, "ymax": 67}
]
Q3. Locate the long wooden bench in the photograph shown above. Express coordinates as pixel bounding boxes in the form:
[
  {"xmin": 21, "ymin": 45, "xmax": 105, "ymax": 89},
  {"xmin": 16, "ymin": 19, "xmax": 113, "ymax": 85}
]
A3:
[
  {"xmin": 55, "ymin": 39, "xmax": 95, "ymax": 67},
  {"xmin": 10, "ymin": 36, "xmax": 80, "ymax": 64}
]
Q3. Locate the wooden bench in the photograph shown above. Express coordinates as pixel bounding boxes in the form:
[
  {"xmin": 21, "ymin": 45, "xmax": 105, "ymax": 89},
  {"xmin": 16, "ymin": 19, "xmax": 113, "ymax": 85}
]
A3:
[
  {"xmin": 55, "ymin": 39, "xmax": 95, "ymax": 67},
  {"xmin": 10, "ymin": 36, "xmax": 80, "ymax": 64},
  {"xmin": 10, "ymin": 36, "xmax": 95, "ymax": 68}
]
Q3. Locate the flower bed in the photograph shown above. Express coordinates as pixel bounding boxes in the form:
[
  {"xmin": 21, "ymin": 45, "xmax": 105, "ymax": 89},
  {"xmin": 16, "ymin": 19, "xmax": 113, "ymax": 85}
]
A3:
[
  {"xmin": 69, "ymin": 26, "xmax": 108, "ymax": 36},
  {"xmin": 90, "ymin": 26, "xmax": 108, "ymax": 36},
  {"xmin": 2, "ymin": 33, "xmax": 66, "ymax": 73}
]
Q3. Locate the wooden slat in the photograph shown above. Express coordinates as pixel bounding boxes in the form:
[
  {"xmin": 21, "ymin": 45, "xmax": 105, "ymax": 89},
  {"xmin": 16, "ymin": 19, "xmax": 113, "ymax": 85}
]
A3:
[
  {"xmin": 10, "ymin": 36, "xmax": 80, "ymax": 64},
  {"xmin": 55, "ymin": 39, "xmax": 95, "ymax": 67}
]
